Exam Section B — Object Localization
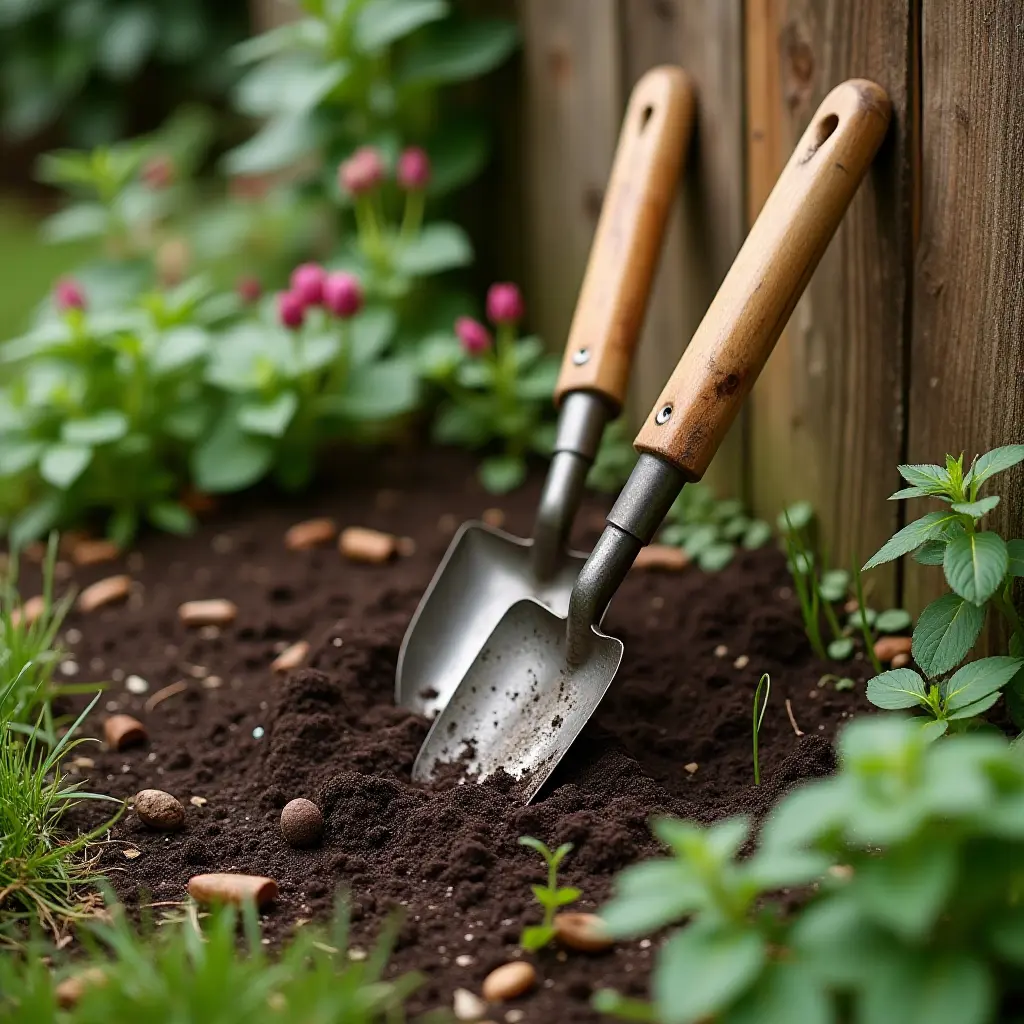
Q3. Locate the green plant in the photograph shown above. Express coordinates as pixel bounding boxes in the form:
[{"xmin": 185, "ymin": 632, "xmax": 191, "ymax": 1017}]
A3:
[
  {"xmin": 517, "ymin": 836, "xmax": 580, "ymax": 951},
  {"xmin": 0, "ymin": 681, "xmax": 120, "ymax": 942},
  {"xmin": 658, "ymin": 484, "xmax": 771, "ymax": 572},
  {"xmin": 595, "ymin": 714, "xmax": 1024, "ymax": 1024},
  {"xmin": 862, "ymin": 446, "xmax": 1024, "ymax": 724},
  {"xmin": 586, "ymin": 419, "xmax": 637, "ymax": 495},
  {"xmin": 0, "ymin": 0, "xmax": 248, "ymax": 147},
  {"xmin": 422, "ymin": 285, "xmax": 559, "ymax": 493},
  {"xmin": 752, "ymin": 673, "xmax": 770, "ymax": 786},
  {"xmin": 0, "ymin": 897, "xmax": 424, "ymax": 1021}
]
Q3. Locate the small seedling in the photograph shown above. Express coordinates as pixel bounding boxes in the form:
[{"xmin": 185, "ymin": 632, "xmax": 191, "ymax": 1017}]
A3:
[
  {"xmin": 517, "ymin": 836, "xmax": 580, "ymax": 951},
  {"xmin": 752, "ymin": 673, "xmax": 771, "ymax": 786},
  {"xmin": 659, "ymin": 483, "xmax": 771, "ymax": 572}
]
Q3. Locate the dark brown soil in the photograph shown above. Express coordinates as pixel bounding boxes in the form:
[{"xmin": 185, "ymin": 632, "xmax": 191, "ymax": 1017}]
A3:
[{"xmin": 46, "ymin": 449, "xmax": 872, "ymax": 1020}]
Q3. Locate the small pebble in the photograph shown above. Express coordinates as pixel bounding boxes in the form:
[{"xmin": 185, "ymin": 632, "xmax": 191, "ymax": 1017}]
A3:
[
  {"xmin": 714, "ymin": 645, "xmax": 728, "ymax": 658},
  {"xmin": 890, "ymin": 651, "xmax": 911, "ymax": 669},
  {"xmin": 65, "ymin": 628, "xmax": 82, "ymax": 644},
  {"xmin": 71, "ymin": 539, "xmax": 120, "ymax": 566},
  {"xmin": 456, "ymin": 954, "xmax": 474, "ymax": 967},
  {"xmin": 12, "ymin": 595, "xmax": 46, "ymax": 628},
  {"xmin": 280, "ymin": 798, "xmax": 324, "ymax": 848},
  {"xmin": 285, "ymin": 518, "xmax": 336, "ymax": 551},
  {"xmin": 188, "ymin": 873, "xmax": 278, "ymax": 907},
  {"xmin": 482, "ymin": 508, "xmax": 505, "ymax": 528},
  {"xmin": 553, "ymin": 912, "xmax": 613, "ymax": 952},
  {"xmin": 190, "ymin": 796, "xmax": 207, "ymax": 807},
  {"xmin": 104, "ymin": 714, "xmax": 147, "ymax": 750},
  {"xmin": 78, "ymin": 575, "xmax": 132, "ymax": 613},
  {"xmin": 505, "ymin": 1012, "xmax": 526, "ymax": 1024},
  {"xmin": 482, "ymin": 961, "xmax": 536, "ymax": 1002},
  {"xmin": 339, "ymin": 526, "xmax": 396, "ymax": 564},
  {"xmin": 271, "ymin": 641, "xmax": 309, "ymax": 674},
  {"xmin": 453, "ymin": 988, "xmax": 487, "ymax": 1021},
  {"xmin": 179, "ymin": 599, "xmax": 237, "ymax": 627},
  {"xmin": 733, "ymin": 654, "xmax": 750, "ymax": 669},
  {"xmin": 874, "ymin": 636, "xmax": 912, "ymax": 663},
  {"xmin": 123, "ymin": 848, "xmax": 141, "ymax": 860},
  {"xmin": 126, "ymin": 674, "xmax": 149, "ymax": 694},
  {"xmin": 134, "ymin": 789, "xmax": 185, "ymax": 831},
  {"xmin": 684, "ymin": 762, "xmax": 699, "ymax": 774},
  {"xmin": 632, "ymin": 544, "xmax": 689, "ymax": 571},
  {"xmin": 252, "ymin": 726, "xmax": 265, "ymax": 739}
]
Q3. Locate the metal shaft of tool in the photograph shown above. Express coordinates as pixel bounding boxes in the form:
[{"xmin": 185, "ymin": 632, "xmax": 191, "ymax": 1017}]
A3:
[
  {"xmin": 530, "ymin": 391, "xmax": 612, "ymax": 582},
  {"xmin": 566, "ymin": 453, "xmax": 686, "ymax": 664}
]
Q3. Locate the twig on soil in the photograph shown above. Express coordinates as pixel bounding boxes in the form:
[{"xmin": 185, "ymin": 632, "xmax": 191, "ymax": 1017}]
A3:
[
  {"xmin": 785, "ymin": 698, "xmax": 804, "ymax": 737},
  {"xmin": 144, "ymin": 681, "xmax": 188, "ymax": 711},
  {"xmin": 186, "ymin": 900, "xmax": 207, "ymax": 942}
]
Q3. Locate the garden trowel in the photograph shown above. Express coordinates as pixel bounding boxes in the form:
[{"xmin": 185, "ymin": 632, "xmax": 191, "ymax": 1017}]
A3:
[
  {"xmin": 413, "ymin": 80, "xmax": 892, "ymax": 802},
  {"xmin": 396, "ymin": 67, "xmax": 696, "ymax": 717}
]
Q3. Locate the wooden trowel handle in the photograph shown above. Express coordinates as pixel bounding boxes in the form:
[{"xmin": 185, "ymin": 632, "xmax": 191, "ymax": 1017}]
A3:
[
  {"xmin": 553, "ymin": 66, "xmax": 696, "ymax": 413},
  {"xmin": 633, "ymin": 79, "xmax": 891, "ymax": 478}
]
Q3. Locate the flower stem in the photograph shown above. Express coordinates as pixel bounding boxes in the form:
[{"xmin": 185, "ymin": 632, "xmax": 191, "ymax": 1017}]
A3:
[{"xmin": 400, "ymin": 190, "xmax": 425, "ymax": 241}]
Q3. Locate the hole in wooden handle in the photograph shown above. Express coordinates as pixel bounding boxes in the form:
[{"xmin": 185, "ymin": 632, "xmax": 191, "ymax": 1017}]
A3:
[
  {"xmin": 639, "ymin": 104, "xmax": 654, "ymax": 132},
  {"xmin": 813, "ymin": 113, "xmax": 839, "ymax": 149}
]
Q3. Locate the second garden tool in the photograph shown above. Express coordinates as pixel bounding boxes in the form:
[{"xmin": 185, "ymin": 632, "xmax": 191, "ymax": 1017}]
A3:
[
  {"xmin": 396, "ymin": 67, "xmax": 696, "ymax": 717},
  {"xmin": 413, "ymin": 80, "xmax": 892, "ymax": 801}
]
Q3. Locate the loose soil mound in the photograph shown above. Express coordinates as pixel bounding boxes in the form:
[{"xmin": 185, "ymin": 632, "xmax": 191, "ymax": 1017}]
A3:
[{"xmin": 53, "ymin": 449, "xmax": 870, "ymax": 1020}]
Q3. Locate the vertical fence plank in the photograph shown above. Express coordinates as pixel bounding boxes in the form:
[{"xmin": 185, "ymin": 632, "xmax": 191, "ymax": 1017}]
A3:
[
  {"xmin": 516, "ymin": 0, "xmax": 623, "ymax": 359},
  {"xmin": 905, "ymin": 2, "xmax": 1024, "ymax": 619},
  {"xmin": 745, "ymin": 0, "xmax": 913, "ymax": 604},
  {"xmin": 619, "ymin": 0, "xmax": 746, "ymax": 497}
]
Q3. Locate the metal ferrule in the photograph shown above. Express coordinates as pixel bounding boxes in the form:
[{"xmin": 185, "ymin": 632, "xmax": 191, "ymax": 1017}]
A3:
[
  {"xmin": 564, "ymin": 454, "xmax": 686, "ymax": 663},
  {"xmin": 530, "ymin": 392, "xmax": 612, "ymax": 580}
]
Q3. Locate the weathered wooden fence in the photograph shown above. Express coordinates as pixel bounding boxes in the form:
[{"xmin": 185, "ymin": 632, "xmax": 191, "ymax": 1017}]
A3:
[{"xmin": 510, "ymin": 0, "xmax": 1024, "ymax": 611}]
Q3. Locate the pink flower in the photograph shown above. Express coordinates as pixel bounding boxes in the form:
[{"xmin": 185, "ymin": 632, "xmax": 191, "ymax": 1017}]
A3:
[
  {"xmin": 339, "ymin": 147, "xmax": 385, "ymax": 197},
  {"xmin": 289, "ymin": 263, "xmax": 326, "ymax": 306},
  {"xmin": 455, "ymin": 316, "xmax": 491, "ymax": 355},
  {"xmin": 236, "ymin": 275, "xmax": 262, "ymax": 304},
  {"xmin": 278, "ymin": 291, "xmax": 306, "ymax": 330},
  {"xmin": 397, "ymin": 146, "xmax": 431, "ymax": 190},
  {"xmin": 323, "ymin": 272, "xmax": 364, "ymax": 318},
  {"xmin": 54, "ymin": 277, "xmax": 86, "ymax": 313},
  {"xmin": 141, "ymin": 154, "xmax": 175, "ymax": 190},
  {"xmin": 486, "ymin": 283, "xmax": 524, "ymax": 325}
]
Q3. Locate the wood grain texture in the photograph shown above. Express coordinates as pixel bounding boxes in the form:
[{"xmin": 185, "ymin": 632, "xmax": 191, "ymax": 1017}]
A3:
[
  {"xmin": 619, "ymin": 0, "xmax": 746, "ymax": 497},
  {"xmin": 745, "ymin": 0, "xmax": 912, "ymax": 605},
  {"xmin": 904, "ymin": 1, "xmax": 1024, "ymax": 618},
  {"xmin": 635, "ymin": 82, "xmax": 891, "ymax": 479},
  {"xmin": 517, "ymin": 0, "xmax": 623, "ymax": 364},
  {"xmin": 554, "ymin": 67, "xmax": 696, "ymax": 410}
]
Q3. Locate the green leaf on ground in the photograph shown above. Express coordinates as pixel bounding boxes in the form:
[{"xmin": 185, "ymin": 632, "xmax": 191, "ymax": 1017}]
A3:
[{"xmin": 866, "ymin": 668, "xmax": 928, "ymax": 711}]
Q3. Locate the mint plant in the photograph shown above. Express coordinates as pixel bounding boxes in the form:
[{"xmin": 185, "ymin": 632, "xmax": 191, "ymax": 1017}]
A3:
[
  {"xmin": 658, "ymin": 484, "xmax": 771, "ymax": 572},
  {"xmin": 596, "ymin": 715, "xmax": 1024, "ymax": 1024},
  {"xmin": 422, "ymin": 283, "xmax": 559, "ymax": 493},
  {"xmin": 517, "ymin": 836, "xmax": 580, "ymax": 951},
  {"xmin": 862, "ymin": 446, "xmax": 1024, "ymax": 725}
]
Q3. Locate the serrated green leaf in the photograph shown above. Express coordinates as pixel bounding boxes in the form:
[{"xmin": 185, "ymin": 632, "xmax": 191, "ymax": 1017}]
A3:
[
  {"xmin": 912, "ymin": 594, "xmax": 987, "ymax": 678},
  {"xmin": 819, "ymin": 569, "xmax": 851, "ymax": 601},
  {"xmin": 863, "ymin": 510, "xmax": 961, "ymax": 570},
  {"xmin": 238, "ymin": 392, "xmax": 298, "ymax": 438},
  {"xmin": 968, "ymin": 444, "xmax": 1024, "ymax": 490},
  {"xmin": 40, "ymin": 202, "xmax": 109, "ymax": 243},
  {"xmin": 653, "ymin": 925, "xmax": 766, "ymax": 1024},
  {"xmin": 943, "ymin": 656, "xmax": 1024, "ymax": 713},
  {"xmin": 9, "ymin": 495, "xmax": 61, "ymax": 549},
  {"xmin": 325, "ymin": 358, "xmax": 418, "ymax": 420},
  {"xmin": 0, "ymin": 439, "xmax": 42, "ymax": 476},
  {"xmin": 555, "ymin": 887, "xmax": 581, "ymax": 906},
  {"xmin": 951, "ymin": 495, "xmax": 1001, "ymax": 518},
  {"xmin": 866, "ymin": 668, "xmax": 928, "ymax": 710},
  {"xmin": 234, "ymin": 57, "xmax": 347, "ymax": 117},
  {"xmin": 150, "ymin": 326, "xmax": 209, "ymax": 374},
  {"xmin": 828, "ymin": 637, "xmax": 854, "ymax": 661},
  {"xmin": 888, "ymin": 485, "xmax": 929, "ymax": 500},
  {"xmin": 62, "ymin": 411, "xmax": 129, "ymax": 446},
  {"xmin": 398, "ymin": 19, "xmax": 518, "ymax": 85},
  {"xmin": 875, "ymin": 608, "xmax": 912, "ymax": 633},
  {"xmin": 601, "ymin": 862, "xmax": 701, "ymax": 938},
  {"xmin": 946, "ymin": 691, "xmax": 1002, "ymax": 721},
  {"xmin": 222, "ymin": 114, "xmax": 318, "ymax": 176},
  {"xmin": 354, "ymin": 0, "xmax": 449, "ymax": 52},
  {"xmin": 860, "ymin": 843, "xmax": 956, "ymax": 941},
  {"xmin": 898, "ymin": 462, "xmax": 950, "ymax": 494},
  {"xmin": 921, "ymin": 718, "xmax": 949, "ymax": 741},
  {"xmin": 727, "ymin": 962, "xmax": 832, "ymax": 1024},
  {"xmin": 349, "ymin": 306, "xmax": 397, "ymax": 366},
  {"xmin": 914, "ymin": 539, "xmax": 948, "ymax": 565},
  {"xmin": 98, "ymin": 5, "xmax": 158, "ymax": 79},
  {"xmin": 742, "ymin": 519, "xmax": 772, "ymax": 549},
  {"xmin": 848, "ymin": 607, "xmax": 876, "ymax": 629},
  {"xmin": 943, "ymin": 531, "xmax": 1008, "ymax": 605},
  {"xmin": 698, "ymin": 543, "xmax": 735, "ymax": 572},
  {"xmin": 147, "ymin": 502, "xmax": 196, "ymax": 536},
  {"xmin": 520, "ymin": 924, "xmax": 555, "ymax": 951},
  {"xmin": 40, "ymin": 443, "xmax": 92, "ymax": 489},
  {"xmin": 428, "ymin": 118, "xmax": 490, "ymax": 196},
  {"xmin": 777, "ymin": 500, "xmax": 813, "ymax": 532},
  {"xmin": 190, "ymin": 415, "xmax": 273, "ymax": 493},
  {"xmin": 684, "ymin": 523, "xmax": 719, "ymax": 557}
]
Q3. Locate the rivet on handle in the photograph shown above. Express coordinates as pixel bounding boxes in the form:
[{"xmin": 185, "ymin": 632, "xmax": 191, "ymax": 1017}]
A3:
[{"xmin": 655, "ymin": 404, "xmax": 673, "ymax": 425}]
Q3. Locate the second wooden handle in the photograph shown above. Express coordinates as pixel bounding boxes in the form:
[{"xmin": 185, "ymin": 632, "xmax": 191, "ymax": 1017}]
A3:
[
  {"xmin": 634, "ymin": 79, "xmax": 891, "ymax": 478},
  {"xmin": 553, "ymin": 66, "xmax": 696, "ymax": 412}
]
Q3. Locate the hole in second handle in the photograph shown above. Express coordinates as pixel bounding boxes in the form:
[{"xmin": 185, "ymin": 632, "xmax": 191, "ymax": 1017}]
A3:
[
  {"xmin": 813, "ymin": 113, "xmax": 839, "ymax": 149},
  {"xmin": 639, "ymin": 105, "xmax": 654, "ymax": 131}
]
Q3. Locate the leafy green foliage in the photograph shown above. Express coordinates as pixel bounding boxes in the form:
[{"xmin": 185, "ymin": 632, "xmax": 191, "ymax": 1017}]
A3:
[
  {"xmin": 752, "ymin": 674, "xmax": 770, "ymax": 786},
  {"xmin": 424, "ymin": 306, "xmax": 558, "ymax": 494},
  {"xmin": 586, "ymin": 419, "xmax": 637, "ymax": 495},
  {"xmin": 0, "ymin": 898, "xmax": 423, "ymax": 1021},
  {"xmin": 863, "ymin": 447, "xmax": 1024, "ymax": 726},
  {"xmin": 517, "ymin": 836, "xmax": 580, "ymax": 951},
  {"xmin": 596, "ymin": 715, "xmax": 1024, "ymax": 1024},
  {"xmin": 0, "ymin": 0, "xmax": 248, "ymax": 147},
  {"xmin": 658, "ymin": 484, "xmax": 771, "ymax": 572}
]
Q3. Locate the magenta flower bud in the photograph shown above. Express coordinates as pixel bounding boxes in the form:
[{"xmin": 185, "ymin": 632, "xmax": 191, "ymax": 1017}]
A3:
[
  {"xmin": 455, "ymin": 316, "xmax": 491, "ymax": 356},
  {"xmin": 339, "ymin": 146, "xmax": 385, "ymax": 197},
  {"xmin": 278, "ymin": 291, "xmax": 306, "ymax": 330},
  {"xmin": 486, "ymin": 283, "xmax": 524, "ymax": 325},
  {"xmin": 397, "ymin": 146, "xmax": 431, "ymax": 191},
  {"xmin": 323, "ymin": 272, "xmax": 364, "ymax": 319},
  {"xmin": 54, "ymin": 277, "xmax": 86, "ymax": 313},
  {"xmin": 290, "ymin": 263, "xmax": 326, "ymax": 306},
  {"xmin": 236, "ymin": 275, "xmax": 262, "ymax": 304}
]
